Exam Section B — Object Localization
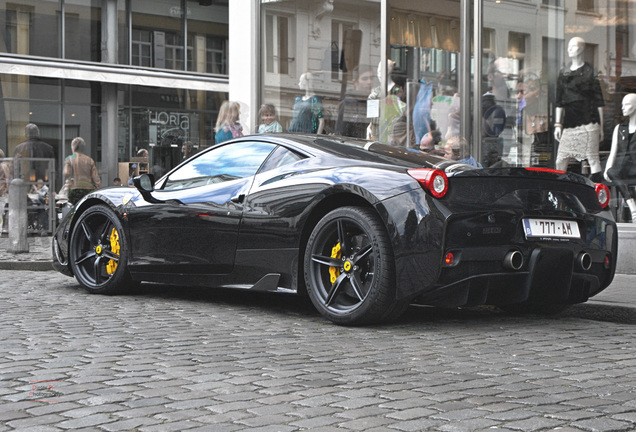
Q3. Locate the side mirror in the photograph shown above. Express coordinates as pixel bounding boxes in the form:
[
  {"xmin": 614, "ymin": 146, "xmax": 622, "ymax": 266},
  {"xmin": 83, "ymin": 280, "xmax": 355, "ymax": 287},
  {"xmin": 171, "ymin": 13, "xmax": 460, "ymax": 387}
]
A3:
[
  {"xmin": 132, "ymin": 173, "xmax": 183, "ymax": 205},
  {"xmin": 132, "ymin": 173, "xmax": 160, "ymax": 203},
  {"xmin": 133, "ymin": 173, "xmax": 155, "ymax": 192}
]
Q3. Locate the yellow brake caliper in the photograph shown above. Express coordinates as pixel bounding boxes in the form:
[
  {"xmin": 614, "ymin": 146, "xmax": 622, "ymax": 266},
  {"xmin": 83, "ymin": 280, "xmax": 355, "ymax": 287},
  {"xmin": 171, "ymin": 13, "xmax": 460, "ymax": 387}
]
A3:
[
  {"xmin": 106, "ymin": 227, "xmax": 120, "ymax": 275},
  {"xmin": 329, "ymin": 242, "xmax": 342, "ymax": 283}
]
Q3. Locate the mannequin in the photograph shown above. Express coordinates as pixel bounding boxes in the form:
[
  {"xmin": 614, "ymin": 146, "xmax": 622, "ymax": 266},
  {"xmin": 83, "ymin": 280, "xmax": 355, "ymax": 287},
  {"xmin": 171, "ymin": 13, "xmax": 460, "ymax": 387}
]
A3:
[
  {"xmin": 554, "ymin": 37, "xmax": 604, "ymax": 180},
  {"xmin": 288, "ymin": 72, "xmax": 325, "ymax": 134},
  {"xmin": 604, "ymin": 93, "xmax": 636, "ymax": 222},
  {"xmin": 369, "ymin": 59, "xmax": 399, "ymax": 99}
]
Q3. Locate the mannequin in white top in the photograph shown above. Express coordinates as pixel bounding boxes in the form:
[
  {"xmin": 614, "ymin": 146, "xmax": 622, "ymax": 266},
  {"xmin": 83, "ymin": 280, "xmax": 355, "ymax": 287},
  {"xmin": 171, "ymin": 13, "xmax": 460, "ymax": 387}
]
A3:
[
  {"xmin": 369, "ymin": 60, "xmax": 397, "ymax": 99},
  {"xmin": 554, "ymin": 37, "xmax": 605, "ymax": 179}
]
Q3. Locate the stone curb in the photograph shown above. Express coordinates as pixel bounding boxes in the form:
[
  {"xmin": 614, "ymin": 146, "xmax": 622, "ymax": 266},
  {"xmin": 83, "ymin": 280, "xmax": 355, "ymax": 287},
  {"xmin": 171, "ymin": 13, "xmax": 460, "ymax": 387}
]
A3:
[{"xmin": 0, "ymin": 260, "xmax": 54, "ymax": 271}]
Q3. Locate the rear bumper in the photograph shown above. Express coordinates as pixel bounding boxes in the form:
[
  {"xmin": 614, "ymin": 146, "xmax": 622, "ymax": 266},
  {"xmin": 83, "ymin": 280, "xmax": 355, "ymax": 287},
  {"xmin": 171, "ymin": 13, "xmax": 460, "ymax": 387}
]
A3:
[{"xmin": 416, "ymin": 244, "xmax": 615, "ymax": 308}]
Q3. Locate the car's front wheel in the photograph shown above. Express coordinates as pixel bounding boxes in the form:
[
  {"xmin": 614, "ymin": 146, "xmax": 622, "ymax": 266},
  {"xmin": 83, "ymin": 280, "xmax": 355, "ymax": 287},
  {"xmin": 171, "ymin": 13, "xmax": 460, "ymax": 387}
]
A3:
[
  {"xmin": 304, "ymin": 206, "xmax": 402, "ymax": 325},
  {"xmin": 69, "ymin": 204, "xmax": 136, "ymax": 294}
]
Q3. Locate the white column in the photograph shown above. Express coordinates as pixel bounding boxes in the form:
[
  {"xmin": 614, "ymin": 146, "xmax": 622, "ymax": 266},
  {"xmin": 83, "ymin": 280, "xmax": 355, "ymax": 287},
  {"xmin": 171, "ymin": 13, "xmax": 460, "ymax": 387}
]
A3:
[
  {"xmin": 229, "ymin": 0, "xmax": 259, "ymax": 134},
  {"xmin": 101, "ymin": 0, "xmax": 119, "ymax": 186}
]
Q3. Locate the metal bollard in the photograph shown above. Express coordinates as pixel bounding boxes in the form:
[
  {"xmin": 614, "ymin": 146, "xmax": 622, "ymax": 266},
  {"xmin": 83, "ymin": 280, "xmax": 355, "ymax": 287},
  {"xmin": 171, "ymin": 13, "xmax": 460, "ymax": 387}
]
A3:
[{"xmin": 8, "ymin": 178, "xmax": 28, "ymax": 253}]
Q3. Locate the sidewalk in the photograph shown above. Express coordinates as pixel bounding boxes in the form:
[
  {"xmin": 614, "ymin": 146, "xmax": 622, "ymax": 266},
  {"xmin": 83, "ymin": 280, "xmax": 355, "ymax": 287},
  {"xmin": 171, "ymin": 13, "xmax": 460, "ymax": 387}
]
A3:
[
  {"xmin": 1, "ymin": 234, "xmax": 634, "ymax": 310},
  {"xmin": 0, "ymin": 234, "xmax": 53, "ymax": 271}
]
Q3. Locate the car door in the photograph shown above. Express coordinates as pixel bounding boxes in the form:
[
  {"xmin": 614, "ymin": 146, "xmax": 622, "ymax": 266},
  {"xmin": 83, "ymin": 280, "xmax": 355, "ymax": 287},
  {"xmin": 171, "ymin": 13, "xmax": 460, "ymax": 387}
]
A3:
[{"xmin": 127, "ymin": 140, "xmax": 277, "ymax": 275}]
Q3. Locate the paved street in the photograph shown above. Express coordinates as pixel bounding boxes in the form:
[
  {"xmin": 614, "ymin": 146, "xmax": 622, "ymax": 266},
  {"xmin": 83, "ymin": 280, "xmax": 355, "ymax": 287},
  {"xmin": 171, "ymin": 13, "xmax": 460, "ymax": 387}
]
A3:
[{"xmin": 1, "ymin": 271, "xmax": 636, "ymax": 432}]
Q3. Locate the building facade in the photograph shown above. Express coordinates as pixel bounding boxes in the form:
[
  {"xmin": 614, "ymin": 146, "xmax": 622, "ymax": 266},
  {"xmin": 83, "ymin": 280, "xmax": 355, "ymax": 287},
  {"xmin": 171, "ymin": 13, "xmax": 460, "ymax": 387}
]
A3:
[
  {"xmin": 1, "ymin": 0, "xmax": 635, "ymax": 229},
  {"xmin": 1, "ymin": 0, "xmax": 229, "ymax": 194}
]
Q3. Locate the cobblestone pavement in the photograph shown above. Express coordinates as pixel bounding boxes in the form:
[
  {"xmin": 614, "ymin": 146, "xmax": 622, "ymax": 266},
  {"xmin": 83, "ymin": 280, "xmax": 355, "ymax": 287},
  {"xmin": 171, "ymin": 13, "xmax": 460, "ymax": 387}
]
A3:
[{"xmin": 2, "ymin": 271, "xmax": 636, "ymax": 432}]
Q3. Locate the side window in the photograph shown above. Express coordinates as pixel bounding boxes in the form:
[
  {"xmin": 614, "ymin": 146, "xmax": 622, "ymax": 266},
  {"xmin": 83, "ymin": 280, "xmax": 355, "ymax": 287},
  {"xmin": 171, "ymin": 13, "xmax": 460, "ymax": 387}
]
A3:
[
  {"xmin": 163, "ymin": 141, "xmax": 276, "ymax": 190},
  {"xmin": 258, "ymin": 145, "xmax": 305, "ymax": 173}
]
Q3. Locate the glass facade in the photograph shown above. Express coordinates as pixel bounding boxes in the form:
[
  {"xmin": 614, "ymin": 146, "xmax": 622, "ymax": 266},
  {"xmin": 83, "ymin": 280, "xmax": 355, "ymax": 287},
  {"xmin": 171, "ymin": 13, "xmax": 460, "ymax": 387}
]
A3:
[
  {"xmin": 130, "ymin": 0, "xmax": 228, "ymax": 73},
  {"xmin": 0, "ymin": 0, "xmax": 229, "ymax": 210},
  {"xmin": 2, "ymin": 0, "xmax": 636, "ymax": 233},
  {"xmin": 260, "ymin": 0, "xmax": 636, "ymax": 176},
  {"xmin": 0, "ymin": 0, "xmax": 62, "ymax": 58},
  {"xmin": 261, "ymin": 0, "xmax": 382, "ymax": 139}
]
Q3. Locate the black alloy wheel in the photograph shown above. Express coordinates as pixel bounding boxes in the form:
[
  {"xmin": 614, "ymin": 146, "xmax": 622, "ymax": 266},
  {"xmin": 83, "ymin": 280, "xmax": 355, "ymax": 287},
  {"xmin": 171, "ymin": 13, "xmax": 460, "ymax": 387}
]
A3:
[
  {"xmin": 69, "ymin": 205, "xmax": 135, "ymax": 294},
  {"xmin": 304, "ymin": 206, "xmax": 402, "ymax": 325}
]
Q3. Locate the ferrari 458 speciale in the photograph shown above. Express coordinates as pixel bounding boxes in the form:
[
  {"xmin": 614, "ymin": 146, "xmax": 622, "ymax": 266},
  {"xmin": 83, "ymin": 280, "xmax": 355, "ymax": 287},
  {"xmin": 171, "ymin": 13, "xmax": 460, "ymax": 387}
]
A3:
[{"xmin": 53, "ymin": 134, "xmax": 617, "ymax": 325}]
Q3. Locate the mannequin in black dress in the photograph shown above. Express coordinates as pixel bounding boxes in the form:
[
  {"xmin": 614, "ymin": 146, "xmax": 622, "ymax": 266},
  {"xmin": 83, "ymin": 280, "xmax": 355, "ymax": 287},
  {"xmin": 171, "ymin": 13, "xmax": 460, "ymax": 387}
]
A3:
[{"xmin": 604, "ymin": 93, "xmax": 636, "ymax": 222}]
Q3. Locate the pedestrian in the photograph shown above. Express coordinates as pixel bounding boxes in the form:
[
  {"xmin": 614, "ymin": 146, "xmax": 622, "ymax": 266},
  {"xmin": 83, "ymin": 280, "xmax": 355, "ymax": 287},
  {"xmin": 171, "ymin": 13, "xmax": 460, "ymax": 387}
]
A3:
[
  {"xmin": 13, "ymin": 123, "xmax": 55, "ymax": 182},
  {"xmin": 113, "ymin": 177, "xmax": 122, "ymax": 186},
  {"xmin": 63, "ymin": 137, "xmax": 102, "ymax": 205},
  {"xmin": 31, "ymin": 178, "xmax": 49, "ymax": 204},
  {"xmin": 215, "ymin": 101, "xmax": 243, "ymax": 144},
  {"xmin": 443, "ymin": 136, "xmax": 482, "ymax": 167},
  {"xmin": 0, "ymin": 149, "xmax": 10, "ymax": 232},
  {"xmin": 258, "ymin": 104, "xmax": 283, "ymax": 133},
  {"xmin": 0, "ymin": 149, "xmax": 11, "ymax": 197},
  {"xmin": 335, "ymin": 65, "xmax": 375, "ymax": 139}
]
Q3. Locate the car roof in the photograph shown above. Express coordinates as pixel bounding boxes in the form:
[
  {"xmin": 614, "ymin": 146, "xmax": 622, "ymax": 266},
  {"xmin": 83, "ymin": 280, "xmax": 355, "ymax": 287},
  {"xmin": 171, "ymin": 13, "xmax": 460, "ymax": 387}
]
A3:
[{"xmin": 249, "ymin": 133, "xmax": 467, "ymax": 171}]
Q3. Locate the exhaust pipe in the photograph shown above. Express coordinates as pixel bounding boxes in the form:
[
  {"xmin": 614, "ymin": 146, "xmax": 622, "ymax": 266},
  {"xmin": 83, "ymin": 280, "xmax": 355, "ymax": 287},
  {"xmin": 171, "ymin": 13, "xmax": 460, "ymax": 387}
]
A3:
[
  {"xmin": 503, "ymin": 250, "xmax": 524, "ymax": 271},
  {"xmin": 577, "ymin": 252, "xmax": 592, "ymax": 271}
]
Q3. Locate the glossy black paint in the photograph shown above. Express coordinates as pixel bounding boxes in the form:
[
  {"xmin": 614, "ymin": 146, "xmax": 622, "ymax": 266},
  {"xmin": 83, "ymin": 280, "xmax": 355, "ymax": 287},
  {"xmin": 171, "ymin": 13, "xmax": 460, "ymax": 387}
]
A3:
[{"xmin": 53, "ymin": 134, "xmax": 618, "ymax": 311}]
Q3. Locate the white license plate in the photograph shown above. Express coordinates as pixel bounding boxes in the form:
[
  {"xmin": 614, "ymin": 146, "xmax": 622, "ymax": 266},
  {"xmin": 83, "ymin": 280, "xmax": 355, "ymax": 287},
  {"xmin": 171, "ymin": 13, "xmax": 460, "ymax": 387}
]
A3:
[{"xmin": 522, "ymin": 218, "xmax": 580, "ymax": 239}]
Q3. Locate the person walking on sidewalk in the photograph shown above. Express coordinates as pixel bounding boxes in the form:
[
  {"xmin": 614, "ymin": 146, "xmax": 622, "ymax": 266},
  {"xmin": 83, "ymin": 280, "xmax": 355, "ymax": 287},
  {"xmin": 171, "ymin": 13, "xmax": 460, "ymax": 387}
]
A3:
[{"xmin": 63, "ymin": 137, "xmax": 101, "ymax": 205}]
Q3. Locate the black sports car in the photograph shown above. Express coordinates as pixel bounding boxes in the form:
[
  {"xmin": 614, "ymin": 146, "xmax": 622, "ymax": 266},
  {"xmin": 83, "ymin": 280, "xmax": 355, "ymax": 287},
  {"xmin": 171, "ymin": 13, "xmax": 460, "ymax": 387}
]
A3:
[{"xmin": 52, "ymin": 134, "xmax": 617, "ymax": 325}]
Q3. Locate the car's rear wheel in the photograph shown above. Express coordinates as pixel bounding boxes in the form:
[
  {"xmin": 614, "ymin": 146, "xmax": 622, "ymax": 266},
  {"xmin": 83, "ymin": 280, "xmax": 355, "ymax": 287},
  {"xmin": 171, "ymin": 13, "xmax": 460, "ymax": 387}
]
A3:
[
  {"xmin": 304, "ymin": 206, "xmax": 400, "ymax": 325},
  {"xmin": 69, "ymin": 205, "xmax": 136, "ymax": 294}
]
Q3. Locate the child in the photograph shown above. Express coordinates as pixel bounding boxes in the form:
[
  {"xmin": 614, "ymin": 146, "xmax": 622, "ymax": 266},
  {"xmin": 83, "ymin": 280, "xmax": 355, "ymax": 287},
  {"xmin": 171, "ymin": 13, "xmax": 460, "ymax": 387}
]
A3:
[
  {"xmin": 258, "ymin": 104, "xmax": 283, "ymax": 133},
  {"xmin": 215, "ymin": 101, "xmax": 244, "ymax": 144}
]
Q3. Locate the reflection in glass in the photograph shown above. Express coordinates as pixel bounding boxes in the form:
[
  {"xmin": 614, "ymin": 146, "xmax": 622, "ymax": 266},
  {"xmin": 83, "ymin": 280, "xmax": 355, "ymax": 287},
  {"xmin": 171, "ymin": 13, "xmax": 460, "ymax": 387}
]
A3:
[
  {"xmin": 64, "ymin": 0, "xmax": 101, "ymax": 62},
  {"xmin": 130, "ymin": 0, "xmax": 228, "ymax": 73},
  {"xmin": 164, "ymin": 141, "xmax": 275, "ymax": 190},
  {"xmin": 261, "ymin": 0, "xmax": 381, "ymax": 137},
  {"xmin": 1, "ymin": 1, "xmax": 61, "ymax": 57},
  {"xmin": 388, "ymin": 5, "xmax": 461, "ymax": 153}
]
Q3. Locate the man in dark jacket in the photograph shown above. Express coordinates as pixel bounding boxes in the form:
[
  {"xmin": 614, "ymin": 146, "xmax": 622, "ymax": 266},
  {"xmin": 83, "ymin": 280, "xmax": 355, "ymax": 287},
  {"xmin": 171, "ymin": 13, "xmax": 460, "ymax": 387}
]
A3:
[{"xmin": 13, "ymin": 123, "xmax": 55, "ymax": 181}]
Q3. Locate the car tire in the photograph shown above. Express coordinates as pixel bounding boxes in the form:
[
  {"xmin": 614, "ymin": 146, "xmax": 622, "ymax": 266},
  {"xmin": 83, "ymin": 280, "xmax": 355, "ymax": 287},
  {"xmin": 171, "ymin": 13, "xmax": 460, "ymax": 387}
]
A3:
[
  {"xmin": 304, "ymin": 206, "xmax": 399, "ymax": 325},
  {"xmin": 69, "ymin": 204, "xmax": 137, "ymax": 294}
]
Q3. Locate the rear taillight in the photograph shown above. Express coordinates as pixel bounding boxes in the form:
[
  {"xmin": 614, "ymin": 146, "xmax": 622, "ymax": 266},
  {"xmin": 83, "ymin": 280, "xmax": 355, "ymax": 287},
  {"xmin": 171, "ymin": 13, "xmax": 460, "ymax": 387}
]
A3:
[
  {"xmin": 525, "ymin": 167, "xmax": 565, "ymax": 174},
  {"xmin": 595, "ymin": 183, "xmax": 610, "ymax": 208},
  {"xmin": 408, "ymin": 168, "xmax": 448, "ymax": 198}
]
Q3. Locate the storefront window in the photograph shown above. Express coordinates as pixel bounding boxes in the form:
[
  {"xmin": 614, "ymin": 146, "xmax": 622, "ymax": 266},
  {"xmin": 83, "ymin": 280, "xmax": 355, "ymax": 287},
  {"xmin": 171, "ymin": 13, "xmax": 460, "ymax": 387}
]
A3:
[
  {"xmin": 125, "ymin": 84, "xmax": 226, "ymax": 180},
  {"xmin": 481, "ymin": 0, "xmax": 616, "ymax": 172},
  {"xmin": 130, "ymin": 0, "xmax": 228, "ymax": 74},
  {"xmin": 0, "ymin": 0, "xmax": 61, "ymax": 58},
  {"xmin": 187, "ymin": 1, "xmax": 228, "ymax": 74},
  {"xmin": 64, "ymin": 0, "xmax": 101, "ymax": 62},
  {"xmin": 260, "ymin": 0, "xmax": 463, "ymax": 158},
  {"xmin": 387, "ymin": 2, "xmax": 462, "ymax": 153},
  {"xmin": 1, "ymin": 76, "xmax": 62, "ymax": 181},
  {"xmin": 261, "ymin": 0, "xmax": 381, "ymax": 138},
  {"xmin": 64, "ymin": 79, "xmax": 102, "ymax": 183}
]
